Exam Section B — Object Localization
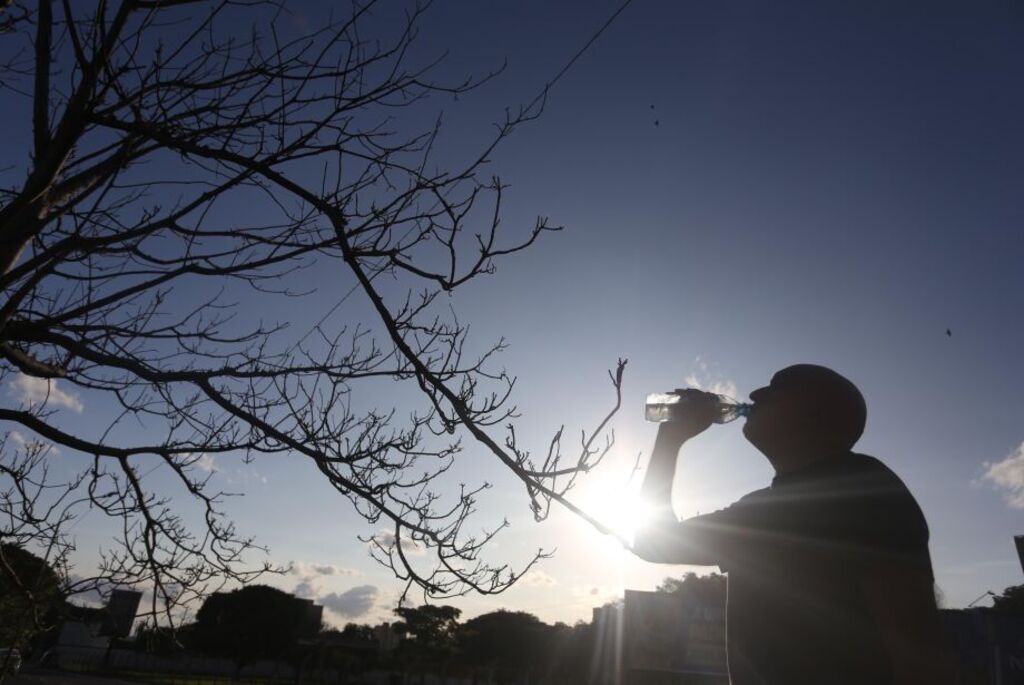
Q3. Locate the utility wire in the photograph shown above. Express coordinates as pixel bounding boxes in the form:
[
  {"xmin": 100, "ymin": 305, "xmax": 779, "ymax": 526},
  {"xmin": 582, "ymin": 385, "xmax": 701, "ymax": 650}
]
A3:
[
  {"xmin": 287, "ymin": 0, "xmax": 639, "ymax": 356},
  {"xmin": 524, "ymin": 0, "xmax": 638, "ymax": 115},
  {"xmin": 518, "ymin": 0, "xmax": 640, "ymax": 544},
  {"xmin": 58, "ymin": 0, "xmax": 642, "ymax": 563}
]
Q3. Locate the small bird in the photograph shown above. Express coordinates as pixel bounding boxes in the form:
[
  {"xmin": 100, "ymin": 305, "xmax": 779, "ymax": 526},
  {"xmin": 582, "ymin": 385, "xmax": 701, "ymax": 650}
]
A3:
[
  {"xmin": 654, "ymin": 119, "xmax": 660, "ymax": 127},
  {"xmin": 946, "ymin": 328, "xmax": 952, "ymax": 337}
]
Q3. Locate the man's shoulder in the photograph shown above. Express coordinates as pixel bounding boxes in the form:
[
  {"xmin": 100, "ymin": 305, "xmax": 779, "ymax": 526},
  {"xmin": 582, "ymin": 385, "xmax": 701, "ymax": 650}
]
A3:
[
  {"xmin": 843, "ymin": 452, "xmax": 917, "ymax": 499},
  {"xmin": 839, "ymin": 452, "xmax": 931, "ymax": 543},
  {"xmin": 770, "ymin": 452, "xmax": 928, "ymax": 528},
  {"xmin": 734, "ymin": 485, "xmax": 774, "ymax": 505},
  {"xmin": 687, "ymin": 487, "xmax": 773, "ymax": 527},
  {"xmin": 728, "ymin": 453, "xmax": 923, "ymax": 520},
  {"xmin": 847, "ymin": 452, "xmax": 898, "ymax": 476}
]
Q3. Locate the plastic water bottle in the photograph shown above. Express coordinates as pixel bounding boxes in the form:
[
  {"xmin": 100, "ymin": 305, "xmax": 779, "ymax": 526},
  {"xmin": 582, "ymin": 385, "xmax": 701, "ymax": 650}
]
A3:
[{"xmin": 645, "ymin": 392, "xmax": 752, "ymax": 424}]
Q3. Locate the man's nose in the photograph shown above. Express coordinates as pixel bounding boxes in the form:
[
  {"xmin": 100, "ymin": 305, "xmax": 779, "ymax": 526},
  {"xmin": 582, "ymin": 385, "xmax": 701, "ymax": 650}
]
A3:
[{"xmin": 749, "ymin": 386, "xmax": 767, "ymax": 403}]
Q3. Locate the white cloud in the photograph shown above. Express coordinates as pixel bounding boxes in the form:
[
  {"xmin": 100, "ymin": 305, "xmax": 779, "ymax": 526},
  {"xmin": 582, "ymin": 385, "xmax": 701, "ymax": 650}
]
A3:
[
  {"xmin": 5, "ymin": 429, "xmax": 60, "ymax": 456},
  {"xmin": 373, "ymin": 530, "xmax": 398, "ymax": 548},
  {"xmin": 522, "ymin": 570, "xmax": 557, "ymax": 587},
  {"xmin": 981, "ymin": 442, "xmax": 1024, "ymax": 509},
  {"xmin": 183, "ymin": 453, "xmax": 216, "ymax": 473},
  {"xmin": 370, "ymin": 529, "xmax": 426, "ymax": 556},
  {"xmin": 709, "ymin": 380, "xmax": 739, "ymax": 398},
  {"xmin": 685, "ymin": 376, "xmax": 739, "ymax": 399},
  {"xmin": 571, "ymin": 584, "xmax": 621, "ymax": 603},
  {"xmin": 289, "ymin": 561, "xmax": 359, "ymax": 578},
  {"xmin": 682, "ymin": 360, "xmax": 739, "ymax": 400},
  {"xmin": 321, "ymin": 585, "xmax": 379, "ymax": 618},
  {"xmin": 221, "ymin": 467, "xmax": 269, "ymax": 487},
  {"xmin": 288, "ymin": 561, "xmax": 360, "ymax": 600},
  {"xmin": 9, "ymin": 373, "xmax": 83, "ymax": 412},
  {"xmin": 294, "ymin": 578, "xmax": 319, "ymax": 600}
]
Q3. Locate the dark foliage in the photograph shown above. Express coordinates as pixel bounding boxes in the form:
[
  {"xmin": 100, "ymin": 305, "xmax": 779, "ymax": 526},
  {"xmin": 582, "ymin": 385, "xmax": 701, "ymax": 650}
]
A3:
[
  {"xmin": 991, "ymin": 584, "xmax": 1024, "ymax": 613},
  {"xmin": 189, "ymin": 584, "xmax": 319, "ymax": 668},
  {"xmin": 393, "ymin": 604, "xmax": 460, "ymax": 651},
  {"xmin": 657, "ymin": 572, "xmax": 727, "ymax": 606},
  {"xmin": 458, "ymin": 609, "xmax": 552, "ymax": 680},
  {"xmin": 0, "ymin": 542, "xmax": 63, "ymax": 645}
]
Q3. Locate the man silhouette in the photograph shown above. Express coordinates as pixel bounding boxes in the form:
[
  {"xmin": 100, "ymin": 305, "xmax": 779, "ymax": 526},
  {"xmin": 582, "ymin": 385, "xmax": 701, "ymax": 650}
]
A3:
[{"xmin": 633, "ymin": 364, "xmax": 953, "ymax": 684}]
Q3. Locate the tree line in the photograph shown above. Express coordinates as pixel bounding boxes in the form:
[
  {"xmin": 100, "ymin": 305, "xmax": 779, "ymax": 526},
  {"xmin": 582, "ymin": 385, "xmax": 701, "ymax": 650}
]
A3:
[
  {"xmin": 138, "ymin": 585, "xmax": 604, "ymax": 684},
  {"xmin": 6, "ymin": 542, "xmax": 1024, "ymax": 683},
  {"xmin": 0, "ymin": 543, "xmax": 730, "ymax": 683}
]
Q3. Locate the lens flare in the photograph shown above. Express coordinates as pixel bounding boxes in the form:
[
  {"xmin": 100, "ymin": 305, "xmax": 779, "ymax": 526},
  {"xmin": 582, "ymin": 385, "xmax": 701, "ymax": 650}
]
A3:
[{"xmin": 598, "ymin": 491, "xmax": 654, "ymax": 543}]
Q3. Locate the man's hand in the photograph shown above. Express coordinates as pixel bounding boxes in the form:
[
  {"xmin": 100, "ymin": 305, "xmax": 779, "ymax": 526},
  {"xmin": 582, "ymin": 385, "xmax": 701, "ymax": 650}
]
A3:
[
  {"xmin": 656, "ymin": 389, "xmax": 720, "ymax": 446},
  {"xmin": 635, "ymin": 388, "xmax": 725, "ymax": 566}
]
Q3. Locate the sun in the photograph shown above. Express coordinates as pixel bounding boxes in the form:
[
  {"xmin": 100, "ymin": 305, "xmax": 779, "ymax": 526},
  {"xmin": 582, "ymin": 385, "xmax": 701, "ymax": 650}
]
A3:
[
  {"xmin": 572, "ymin": 451, "xmax": 659, "ymax": 548},
  {"xmin": 586, "ymin": 487, "xmax": 654, "ymax": 544}
]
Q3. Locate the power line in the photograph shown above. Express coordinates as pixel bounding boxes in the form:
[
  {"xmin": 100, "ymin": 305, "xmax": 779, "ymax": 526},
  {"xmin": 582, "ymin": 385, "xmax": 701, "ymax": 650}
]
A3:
[
  {"xmin": 286, "ymin": 0, "xmax": 639, "ymax": 356},
  {"xmin": 525, "ymin": 0, "xmax": 639, "ymax": 114}
]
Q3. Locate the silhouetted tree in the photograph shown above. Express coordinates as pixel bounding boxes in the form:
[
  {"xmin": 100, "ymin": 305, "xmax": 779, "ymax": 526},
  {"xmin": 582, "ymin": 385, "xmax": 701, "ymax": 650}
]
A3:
[
  {"xmin": 657, "ymin": 572, "xmax": 727, "ymax": 606},
  {"xmin": 189, "ymin": 585, "xmax": 317, "ymax": 673},
  {"xmin": 547, "ymin": 621, "xmax": 595, "ymax": 685},
  {"xmin": 458, "ymin": 610, "xmax": 552, "ymax": 683},
  {"xmin": 991, "ymin": 584, "xmax": 1024, "ymax": 613},
  {"xmin": 0, "ymin": 3, "xmax": 29, "ymax": 33},
  {"xmin": 0, "ymin": 542, "xmax": 63, "ymax": 647},
  {"xmin": 0, "ymin": 432, "xmax": 96, "ymax": 613},
  {"xmin": 133, "ymin": 623, "xmax": 181, "ymax": 656},
  {"xmin": 393, "ymin": 604, "xmax": 461, "ymax": 677},
  {"xmin": 340, "ymin": 623, "xmax": 376, "ymax": 643},
  {"xmin": 393, "ymin": 604, "xmax": 461, "ymax": 651},
  {"xmin": 0, "ymin": 0, "xmax": 626, "ymax": 621},
  {"xmin": 308, "ymin": 626, "xmax": 378, "ymax": 679}
]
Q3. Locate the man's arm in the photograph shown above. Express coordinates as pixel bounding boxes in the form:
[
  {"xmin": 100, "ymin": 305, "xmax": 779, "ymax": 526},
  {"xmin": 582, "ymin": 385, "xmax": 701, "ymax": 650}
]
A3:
[{"xmin": 632, "ymin": 390, "xmax": 724, "ymax": 566}]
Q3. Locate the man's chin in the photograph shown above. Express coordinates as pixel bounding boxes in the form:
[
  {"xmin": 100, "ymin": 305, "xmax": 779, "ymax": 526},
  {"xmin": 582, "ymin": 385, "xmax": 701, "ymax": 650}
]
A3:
[{"xmin": 742, "ymin": 422, "xmax": 769, "ymax": 452}]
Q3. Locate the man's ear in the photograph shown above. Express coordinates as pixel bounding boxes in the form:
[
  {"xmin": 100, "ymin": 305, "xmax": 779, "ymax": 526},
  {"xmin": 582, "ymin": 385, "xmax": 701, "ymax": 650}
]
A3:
[
  {"xmin": 796, "ymin": 399, "xmax": 818, "ymax": 424},
  {"xmin": 801, "ymin": 402, "xmax": 831, "ymax": 440}
]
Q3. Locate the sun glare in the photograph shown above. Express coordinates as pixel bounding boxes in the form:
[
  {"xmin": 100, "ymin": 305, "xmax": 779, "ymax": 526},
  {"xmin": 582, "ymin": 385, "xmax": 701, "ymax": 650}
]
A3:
[{"xmin": 595, "ymin": 490, "xmax": 654, "ymax": 543}]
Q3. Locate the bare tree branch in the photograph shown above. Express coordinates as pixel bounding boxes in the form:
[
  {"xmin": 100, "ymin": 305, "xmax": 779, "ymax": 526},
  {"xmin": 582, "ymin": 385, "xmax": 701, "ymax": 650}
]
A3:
[{"xmin": 0, "ymin": 0, "xmax": 625, "ymax": 625}]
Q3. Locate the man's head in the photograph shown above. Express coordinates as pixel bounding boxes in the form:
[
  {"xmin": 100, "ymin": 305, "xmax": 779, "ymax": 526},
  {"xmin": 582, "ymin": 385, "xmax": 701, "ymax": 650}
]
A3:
[{"xmin": 742, "ymin": 364, "xmax": 866, "ymax": 472}]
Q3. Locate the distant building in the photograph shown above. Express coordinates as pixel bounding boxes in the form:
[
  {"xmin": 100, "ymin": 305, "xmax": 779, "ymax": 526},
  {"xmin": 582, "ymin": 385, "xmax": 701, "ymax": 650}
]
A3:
[
  {"xmin": 372, "ymin": 622, "xmax": 403, "ymax": 654},
  {"xmin": 100, "ymin": 590, "xmax": 143, "ymax": 638},
  {"xmin": 943, "ymin": 608, "xmax": 1024, "ymax": 683},
  {"xmin": 49, "ymin": 590, "xmax": 143, "ymax": 668},
  {"xmin": 297, "ymin": 597, "xmax": 324, "ymax": 638},
  {"xmin": 622, "ymin": 590, "xmax": 727, "ymax": 683}
]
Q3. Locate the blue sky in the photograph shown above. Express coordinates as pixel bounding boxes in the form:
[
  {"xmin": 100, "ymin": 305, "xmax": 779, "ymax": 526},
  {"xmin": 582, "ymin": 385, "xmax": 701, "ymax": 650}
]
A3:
[{"xmin": 3, "ymin": 0, "xmax": 1023, "ymax": 627}]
